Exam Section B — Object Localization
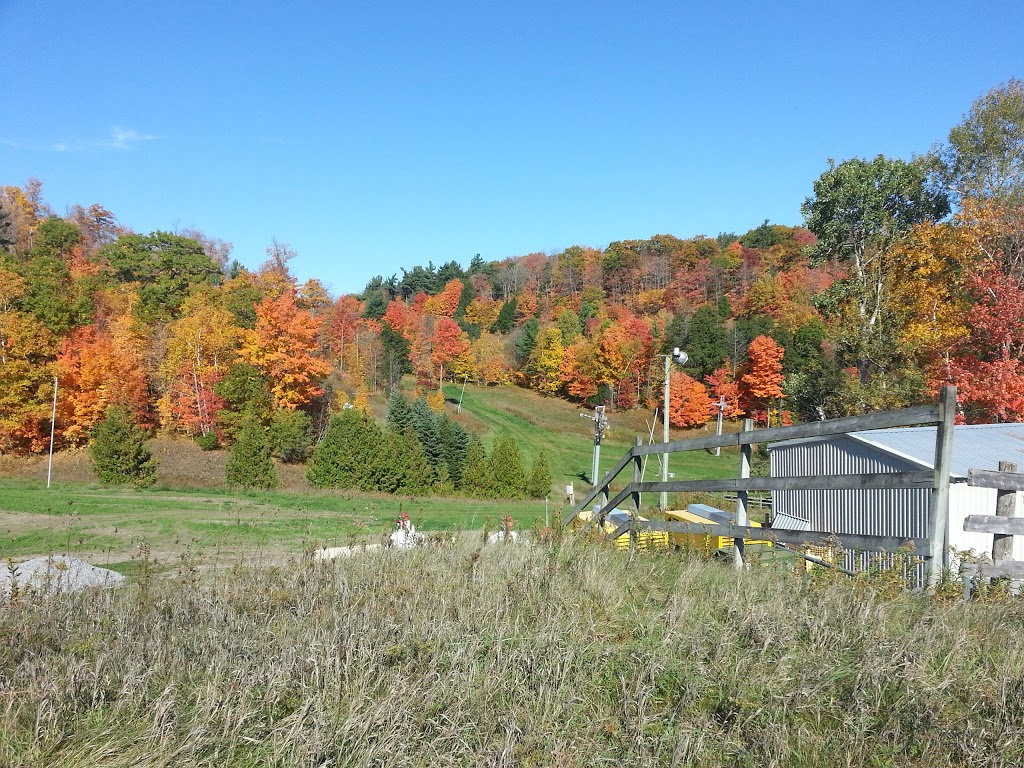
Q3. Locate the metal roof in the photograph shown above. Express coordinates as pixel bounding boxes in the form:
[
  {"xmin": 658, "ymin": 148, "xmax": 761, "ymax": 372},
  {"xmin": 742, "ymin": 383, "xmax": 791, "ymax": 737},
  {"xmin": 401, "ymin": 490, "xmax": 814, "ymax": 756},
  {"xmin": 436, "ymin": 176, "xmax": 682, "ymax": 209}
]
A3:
[{"xmin": 846, "ymin": 423, "xmax": 1024, "ymax": 479}]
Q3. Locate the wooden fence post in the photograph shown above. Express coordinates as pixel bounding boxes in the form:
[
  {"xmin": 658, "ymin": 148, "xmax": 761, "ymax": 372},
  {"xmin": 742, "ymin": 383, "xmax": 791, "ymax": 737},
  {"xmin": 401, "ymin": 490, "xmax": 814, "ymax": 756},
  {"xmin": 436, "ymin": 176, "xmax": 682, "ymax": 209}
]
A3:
[
  {"xmin": 630, "ymin": 435, "xmax": 643, "ymax": 553},
  {"xmin": 734, "ymin": 418, "xmax": 753, "ymax": 570},
  {"xmin": 993, "ymin": 460, "xmax": 1018, "ymax": 563},
  {"xmin": 927, "ymin": 385, "xmax": 956, "ymax": 589}
]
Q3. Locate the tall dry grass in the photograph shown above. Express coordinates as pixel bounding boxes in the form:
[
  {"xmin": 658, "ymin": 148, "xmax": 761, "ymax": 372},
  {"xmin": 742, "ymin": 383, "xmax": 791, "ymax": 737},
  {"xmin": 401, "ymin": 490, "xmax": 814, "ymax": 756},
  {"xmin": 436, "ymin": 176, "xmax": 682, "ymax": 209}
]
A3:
[{"xmin": 2, "ymin": 537, "xmax": 1024, "ymax": 767}]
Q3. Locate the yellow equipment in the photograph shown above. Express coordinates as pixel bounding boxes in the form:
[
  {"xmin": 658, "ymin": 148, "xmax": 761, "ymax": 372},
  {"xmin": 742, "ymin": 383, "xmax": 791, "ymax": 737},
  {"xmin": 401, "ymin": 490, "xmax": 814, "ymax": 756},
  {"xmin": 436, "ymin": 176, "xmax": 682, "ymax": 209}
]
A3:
[
  {"xmin": 664, "ymin": 508, "xmax": 772, "ymax": 556},
  {"xmin": 574, "ymin": 508, "xmax": 670, "ymax": 551}
]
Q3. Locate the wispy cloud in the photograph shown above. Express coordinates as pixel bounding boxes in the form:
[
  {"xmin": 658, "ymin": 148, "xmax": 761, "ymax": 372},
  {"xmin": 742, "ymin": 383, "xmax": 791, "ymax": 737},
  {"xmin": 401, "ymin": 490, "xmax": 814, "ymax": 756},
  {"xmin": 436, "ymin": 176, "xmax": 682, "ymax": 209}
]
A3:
[{"xmin": 0, "ymin": 126, "xmax": 161, "ymax": 153}]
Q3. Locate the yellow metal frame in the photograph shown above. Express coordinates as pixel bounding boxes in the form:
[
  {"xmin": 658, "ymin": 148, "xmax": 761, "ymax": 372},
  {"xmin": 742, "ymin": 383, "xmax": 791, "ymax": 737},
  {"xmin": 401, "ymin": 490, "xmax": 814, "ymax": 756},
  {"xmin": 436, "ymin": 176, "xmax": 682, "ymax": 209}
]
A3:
[{"xmin": 664, "ymin": 509, "xmax": 772, "ymax": 555}]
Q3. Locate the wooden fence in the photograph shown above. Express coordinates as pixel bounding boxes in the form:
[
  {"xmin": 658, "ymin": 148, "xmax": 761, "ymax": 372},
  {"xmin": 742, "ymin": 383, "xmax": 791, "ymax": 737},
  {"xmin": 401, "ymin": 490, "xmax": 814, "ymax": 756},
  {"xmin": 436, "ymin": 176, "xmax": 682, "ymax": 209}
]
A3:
[
  {"xmin": 962, "ymin": 460, "xmax": 1024, "ymax": 598},
  {"xmin": 562, "ymin": 386, "xmax": 957, "ymax": 588}
]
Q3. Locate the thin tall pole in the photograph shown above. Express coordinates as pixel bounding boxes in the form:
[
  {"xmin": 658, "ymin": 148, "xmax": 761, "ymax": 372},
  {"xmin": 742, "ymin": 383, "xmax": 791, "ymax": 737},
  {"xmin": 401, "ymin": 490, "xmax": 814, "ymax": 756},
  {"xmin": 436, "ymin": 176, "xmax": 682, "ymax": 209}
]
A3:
[
  {"xmin": 661, "ymin": 355, "xmax": 670, "ymax": 511},
  {"xmin": 47, "ymin": 376, "xmax": 57, "ymax": 489},
  {"xmin": 715, "ymin": 395, "xmax": 726, "ymax": 457}
]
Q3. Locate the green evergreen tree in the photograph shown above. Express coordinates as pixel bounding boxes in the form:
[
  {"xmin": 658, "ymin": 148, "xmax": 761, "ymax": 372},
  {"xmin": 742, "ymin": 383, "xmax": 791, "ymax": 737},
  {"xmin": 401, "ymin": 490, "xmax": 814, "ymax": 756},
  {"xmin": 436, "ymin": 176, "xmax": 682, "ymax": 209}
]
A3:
[
  {"xmin": 379, "ymin": 322, "xmax": 412, "ymax": 392},
  {"xmin": 380, "ymin": 427, "xmax": 434, "ymax": 494},
  {"xmin": 488, "ymin": 435, "xmax": 527, "ymax": 499},
  {"xmin": 526, "ymin": 449, "xmax": 554, "ymax": 499},
  {"xmin": 438, "ymin": 415, "xmax": 469, "ymax": 487},
  {"xmin": 460, "ymin": 435, "xmax": 492, "ymax": 497},
  {"xmin": 215, "ymin": 363, "xmax": 273, "ymax": 441},
  {"xmin": 490, "ymin": 298, "xmax": 518, "ymax": 333},
  {"xmin": 684, "ymin": 305, "xmax": 729, "ymax": 377},
  {"xmin": 515, "ymin": 317, "xmax": 539, "ymax": 365},
  {"xmin": 363, "ymin": 289, "xmax": 388, "ymax": 319},
  {"xmin": 225, "ymin": 415, "xmax": 278, "ymax": 490},
  {"xmin": 90, "ymin": 406, "xmax": 157, "ymax": 487},
  {"xmin": 387, "ymin": 390, "xmax": 414, "ymax": 433},
  {"xmin": 268, "ymin": 408, "xmax": 312, "ymax": 462},
  {"xmin": 307, "ymin": 410, "xmax": 385, "ymax": 490},
  {"xmin": 411, "ymin": 397, "xmax": 445, "ymax": 472}
]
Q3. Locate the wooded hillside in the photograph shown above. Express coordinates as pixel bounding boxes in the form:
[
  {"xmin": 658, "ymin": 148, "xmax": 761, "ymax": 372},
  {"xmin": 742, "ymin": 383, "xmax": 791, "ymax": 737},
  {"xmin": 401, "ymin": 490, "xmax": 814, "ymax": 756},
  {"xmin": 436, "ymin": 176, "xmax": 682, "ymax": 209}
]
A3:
[{"xmin": 1, "ymin": 79, "xmax": 1022, "ymax": 462}]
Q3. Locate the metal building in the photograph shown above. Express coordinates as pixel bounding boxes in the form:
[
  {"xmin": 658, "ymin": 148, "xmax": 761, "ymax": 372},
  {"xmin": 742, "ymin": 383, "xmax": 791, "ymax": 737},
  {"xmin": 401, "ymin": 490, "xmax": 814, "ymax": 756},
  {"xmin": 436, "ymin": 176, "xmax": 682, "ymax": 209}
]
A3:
[{"xmin": 770, "ymin": 423, "xmax": 1024, "ymax": 567}]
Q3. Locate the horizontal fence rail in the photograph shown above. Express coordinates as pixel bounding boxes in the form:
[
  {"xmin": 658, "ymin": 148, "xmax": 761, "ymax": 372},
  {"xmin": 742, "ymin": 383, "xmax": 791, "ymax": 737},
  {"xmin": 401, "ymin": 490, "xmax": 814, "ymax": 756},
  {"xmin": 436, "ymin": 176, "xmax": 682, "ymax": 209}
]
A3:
[
  {"xmin": 630, "ymin": 405, "xmax": 940, "ymax": 457},
  {"xmin": 607, "ymin": 519, "xmax": 929, "ymax": 555},
  {"xmin": 968, "ymin": 468, "xmax": 1024, "ymax": 491}
]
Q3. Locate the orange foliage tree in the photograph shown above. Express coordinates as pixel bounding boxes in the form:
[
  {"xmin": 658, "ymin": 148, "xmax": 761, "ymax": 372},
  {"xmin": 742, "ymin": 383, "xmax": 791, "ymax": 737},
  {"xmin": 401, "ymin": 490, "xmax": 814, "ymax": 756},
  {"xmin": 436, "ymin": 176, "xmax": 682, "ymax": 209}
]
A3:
[
  {"xmin": 56, "ymin": 326, "xmax": 150, "ymax": 445},
  {"xmin": 740, "ymin": 335, "xmax": 785, "ymax": 425},
  {"xmin": 238, "ymin": 289, "xmax": 331, "ymax": 410},
  {"xmin": 668, "ymin": 372, "xmax": 714, "ymax": 428}
]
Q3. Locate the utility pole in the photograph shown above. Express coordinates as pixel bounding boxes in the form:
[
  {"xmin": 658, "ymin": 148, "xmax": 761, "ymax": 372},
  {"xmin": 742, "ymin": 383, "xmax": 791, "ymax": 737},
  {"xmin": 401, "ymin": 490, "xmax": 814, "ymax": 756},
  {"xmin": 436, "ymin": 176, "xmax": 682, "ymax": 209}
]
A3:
[
  {"xmin": 659, "ymin": 348, "xmax": 688, "ymax": 511},
  {"xmin": 715, "ymin": 395, "xmax": 726, "ymax": 457},
  {"xmin": 662, "ymin": 355, "xmax": 670, "ymax": 511},
  {"xmin": 580, "ymin": 405, "xmax": 609, "ymax": 496}
]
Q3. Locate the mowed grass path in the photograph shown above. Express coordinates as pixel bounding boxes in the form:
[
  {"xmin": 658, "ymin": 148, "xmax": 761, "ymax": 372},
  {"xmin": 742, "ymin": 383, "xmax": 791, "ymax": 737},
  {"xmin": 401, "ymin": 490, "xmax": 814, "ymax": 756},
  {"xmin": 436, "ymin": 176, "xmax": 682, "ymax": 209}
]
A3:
[{"xmin": 445, "ymin": 381, "xmax": 736, "ymax": 490}]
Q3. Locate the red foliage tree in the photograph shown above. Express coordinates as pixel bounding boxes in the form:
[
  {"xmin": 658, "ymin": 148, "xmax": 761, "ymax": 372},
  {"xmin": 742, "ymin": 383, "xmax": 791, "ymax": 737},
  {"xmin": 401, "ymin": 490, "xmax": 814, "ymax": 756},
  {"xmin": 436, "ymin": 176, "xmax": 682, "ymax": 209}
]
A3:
[
  {"xmin": 668, "ymin": 372, "xmax": 714, "ymax": 428},
  {"xmin": 739, "ymin": 335, "xmax": 785, "ymax": 424}
]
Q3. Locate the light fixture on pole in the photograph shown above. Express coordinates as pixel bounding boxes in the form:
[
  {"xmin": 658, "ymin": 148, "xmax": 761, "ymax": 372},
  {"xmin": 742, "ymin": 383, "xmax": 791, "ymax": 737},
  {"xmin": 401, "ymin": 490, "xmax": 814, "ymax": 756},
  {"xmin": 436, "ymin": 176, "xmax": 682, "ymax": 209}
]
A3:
[
  {"xmin": 580, "ymin": 405, "xmax": 609, "ymax": 495},
  {"xmin": 660, "ymin": 348, "xmax": 688, "ymax": 511}
]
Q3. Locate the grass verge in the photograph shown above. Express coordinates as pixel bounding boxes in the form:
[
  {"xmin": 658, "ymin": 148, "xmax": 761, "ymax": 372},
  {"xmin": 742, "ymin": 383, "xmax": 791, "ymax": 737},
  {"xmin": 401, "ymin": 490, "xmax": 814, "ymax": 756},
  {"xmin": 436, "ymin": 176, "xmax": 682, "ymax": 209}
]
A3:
[{"xmin": 2, "ymin": 540, "xmax": 1022, "ymax": 766}]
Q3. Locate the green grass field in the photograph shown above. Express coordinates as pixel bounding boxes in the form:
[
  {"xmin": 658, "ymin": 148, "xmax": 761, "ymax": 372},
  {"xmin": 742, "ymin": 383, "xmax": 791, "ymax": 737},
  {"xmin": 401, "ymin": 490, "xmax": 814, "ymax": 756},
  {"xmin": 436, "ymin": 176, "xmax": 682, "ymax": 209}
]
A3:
[
  {"xmin": 0, "ymin": 382, "xmax": 739, "ymax": 566},
  {"xmin": 445, "ymin": 381, "xmax": 738, "ymax": 488},
  {"xmin": 0, "ymin": 477, "xmax": 551, "ymax": 566}
]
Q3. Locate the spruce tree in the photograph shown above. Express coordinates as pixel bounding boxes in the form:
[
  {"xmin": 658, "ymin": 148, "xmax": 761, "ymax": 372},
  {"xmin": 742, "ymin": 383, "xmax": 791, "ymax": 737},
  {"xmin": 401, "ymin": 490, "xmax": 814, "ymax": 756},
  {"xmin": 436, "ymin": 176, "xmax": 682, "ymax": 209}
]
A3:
[
  {"xmin": 490, "ymin": 298, "xmax": 518, "ymax": 333},
  {"xmin": 488, "ymin": 435, "xmax": 527, "ymax": 499},
  {"xmin": 411, "ymin": 397, "xmax": 445, "ymax": 472},
  {"xmin": 387, "ymin": 390, "xmax": 413, "ymax": 433},
  {"xmin": 436, "ymin": 413, "xmax": 469, "ymax": 487},
  {"xmin": 514, "ymin": 317, "xmax": 539, "ymax": 365},
  {"xmin": 90, "ymin": 406, "xmax": 157, "ymax": 487},
  {"xmin": 526, "ymin": 449, "xmax": 554, "ymax": 499},
  {"xmin": 225, "ymin": 415, "xmax": 278, "ymax": 490},
  {"xmin": 460, "ymin": 435, "xmax": 492, "ymax": 497}
]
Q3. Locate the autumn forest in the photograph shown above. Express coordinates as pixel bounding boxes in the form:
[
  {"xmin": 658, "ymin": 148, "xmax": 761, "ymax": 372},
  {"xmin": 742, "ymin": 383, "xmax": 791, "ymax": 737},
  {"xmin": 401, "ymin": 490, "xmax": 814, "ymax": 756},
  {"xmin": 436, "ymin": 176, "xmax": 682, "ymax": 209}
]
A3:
[{"xmin": 1, "ymin": 80, "xmax": 1023, "ymax": 477}]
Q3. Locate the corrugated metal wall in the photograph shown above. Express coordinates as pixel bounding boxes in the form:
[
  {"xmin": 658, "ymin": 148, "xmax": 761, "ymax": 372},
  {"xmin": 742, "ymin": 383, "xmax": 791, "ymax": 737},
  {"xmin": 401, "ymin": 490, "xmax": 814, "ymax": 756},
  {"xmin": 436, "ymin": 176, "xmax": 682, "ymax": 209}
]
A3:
[
  {"xmin": 771, "ymin": 436, "xmax": 930, "ymax": 576},
  {"xmin": 771, "ymin": 436, "xmax": 928, "ymax": 537},
  {"xmin": 771, "ymin": 435, "xmax": 1024, "ymax": 575}
]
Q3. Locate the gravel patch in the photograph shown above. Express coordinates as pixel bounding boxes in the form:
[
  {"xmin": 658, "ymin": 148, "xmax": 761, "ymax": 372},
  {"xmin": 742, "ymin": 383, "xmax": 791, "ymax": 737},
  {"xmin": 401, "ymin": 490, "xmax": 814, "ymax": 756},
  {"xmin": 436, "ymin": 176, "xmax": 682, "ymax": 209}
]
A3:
[{"xmin": 0, "ymin": 555, "xmax": 125, "ymax": 597}]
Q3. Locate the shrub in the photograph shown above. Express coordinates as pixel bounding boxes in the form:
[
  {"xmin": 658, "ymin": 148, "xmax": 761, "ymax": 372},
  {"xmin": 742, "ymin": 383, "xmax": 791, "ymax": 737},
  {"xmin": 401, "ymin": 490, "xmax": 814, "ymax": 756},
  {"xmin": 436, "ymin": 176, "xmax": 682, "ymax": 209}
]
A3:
[
  {"xmin": 268, "ymin": 408, "xmax": 312, "ymax": 462},
  {"xmin": 225, "ymin": 416, "xmax": 277, "ymax": 489},
  {"xmin": 89, "ymin": 406, "xmax": 157, "ymax": 487},
  {"xmin": 527, "ymin": 449, "xmax": 554, "ymax": 498}
]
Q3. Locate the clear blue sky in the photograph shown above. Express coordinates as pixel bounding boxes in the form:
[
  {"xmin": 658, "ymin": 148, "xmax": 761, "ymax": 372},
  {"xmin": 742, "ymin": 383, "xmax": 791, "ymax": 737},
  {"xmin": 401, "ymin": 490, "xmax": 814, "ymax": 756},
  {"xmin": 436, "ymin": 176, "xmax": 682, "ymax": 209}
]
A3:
[{"xmin": 2, "ymin": 0, "xmax": 1021, "ymax": 296}]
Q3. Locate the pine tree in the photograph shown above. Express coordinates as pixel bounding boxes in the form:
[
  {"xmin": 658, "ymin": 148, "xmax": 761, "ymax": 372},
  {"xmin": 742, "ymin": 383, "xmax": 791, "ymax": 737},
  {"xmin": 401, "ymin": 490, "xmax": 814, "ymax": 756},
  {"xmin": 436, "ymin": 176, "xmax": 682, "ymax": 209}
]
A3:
[
  {"xmin": 436, "ymin": 413, "xmax": 469, "ymax": 487},
  {"xmin": 225, "ymin": 415, "xmax": 278, "ymax": 489},
  {"xmin": 490, "ymin": 298, "xmax": 518, "ymax": 333},
  {"xmin": 411, "ymin": 397, "xmax": 445, "ymax": 472},
  {"xmin": 488, "ymin": 435, "xmax": 527, "ymax": 499},
  {"xmin": 307, "ymin": 410, "xmax": 385, "ymax": 490},
  {"xmin": 380, "ymin": 428, "xmax": 434, "ymax": 494},
  {"xmin": 460, "ymin": 435, "xmax": 492, "ymax": 497},
  {"xmin": 90, "ymin": 406, "xmax": 157, "ymax": 487},
  {"xmin": 387, "ymin": 390, "xmax": 413, "ymax": 433},
  {"xmin": 515, "ymin": 317, "xmax": 539, "ymax": 365},
  {"xmin": 526, "ymin": 449, "xmax": 554, "ymax": 499}
]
